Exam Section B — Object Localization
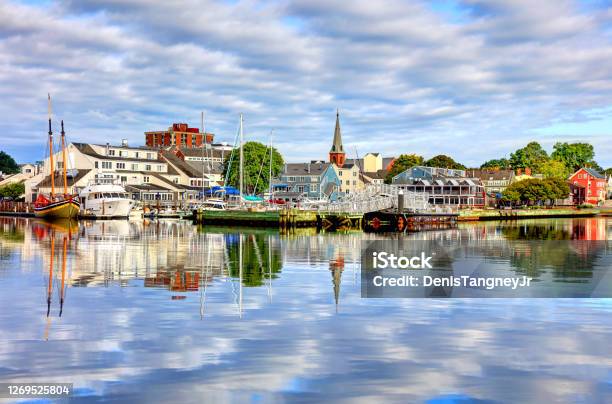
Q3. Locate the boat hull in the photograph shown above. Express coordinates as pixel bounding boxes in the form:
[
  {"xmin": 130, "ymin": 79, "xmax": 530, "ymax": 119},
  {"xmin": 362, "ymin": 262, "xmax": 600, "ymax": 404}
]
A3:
[{"xmin": 34, "ymin": 199, "xmax": 80, "ymax": 219}]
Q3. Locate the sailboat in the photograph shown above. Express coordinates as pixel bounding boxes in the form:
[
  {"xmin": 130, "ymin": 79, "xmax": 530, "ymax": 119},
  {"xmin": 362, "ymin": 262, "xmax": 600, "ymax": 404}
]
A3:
[{"xmin": 34, "ymin": 95, "xmax": 80, "ymax": 219}]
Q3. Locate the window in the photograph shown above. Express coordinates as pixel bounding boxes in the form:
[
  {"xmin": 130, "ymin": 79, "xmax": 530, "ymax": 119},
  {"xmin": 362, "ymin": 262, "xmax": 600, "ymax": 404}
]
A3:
[
  {"xmin": 118, "ymin": 151, "xmax": 124, "ymax": 157},
  {"xmin": 116, "ymin": 162, "xmax": 125, "ymax": 169},
  {"xmin": 353, "ymin": 171, "xmax": 356, "ymax": 177},
  {"xmin": 135, "ymin": 152, "xmax": 139, "ymax": 158},
  {"xmin": 120, "ymin": 176, "xmax": 127, "ymax": 183},
  {"xmin": 146, "ymin": 153, "xmax": 153, "ymax": 159},
  {"xmin": 173, "ymin": 178, "xmax": 178, "ymax": 183},
  {"xmin": 145, "ymin": 165, "xmax": 151, "ymax": 171},
  {"xmin": 157, "ymin": 165, "xmax": 164, "ymax": 172},
  {"xmin": 345, "ymin": 180, "xmax": 350, "ymax": 185},
  {"xmin": 108, "ymin": 149, "xmax": 115, "ymax": 156},
  {"xmin": 131, "ymin": 163, "xmax": 138, "ymax": 171},
  {"xmin": 310, "ymin": 184, "xmax": 317, "ymax": 192},
  {"xmin": 143, "ymin": 176, "xmax": 150, "ymax": 183},
  {"xmin": 339, "ymin": 171, "xmax": 343, "ymax": 176},
  {"xmin": 102, "ymin": 161, "xmax": 112, "ymax": 169},
  {"xmin": 95, "ymin": 161, "xmax": 98, "ymax": 168}
]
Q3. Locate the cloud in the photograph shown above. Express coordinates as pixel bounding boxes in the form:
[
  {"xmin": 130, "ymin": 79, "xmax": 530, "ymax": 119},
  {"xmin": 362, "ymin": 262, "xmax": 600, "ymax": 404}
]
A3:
[{"xmin": 0, "ymin": 0, "xmax": 611, "ymax": 167}]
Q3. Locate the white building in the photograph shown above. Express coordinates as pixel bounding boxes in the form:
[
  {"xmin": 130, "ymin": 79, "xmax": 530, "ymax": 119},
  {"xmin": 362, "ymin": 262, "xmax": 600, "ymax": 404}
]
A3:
[{"xmin": 27, "ymin": 142, "xmax": 219, "ymax": 206}]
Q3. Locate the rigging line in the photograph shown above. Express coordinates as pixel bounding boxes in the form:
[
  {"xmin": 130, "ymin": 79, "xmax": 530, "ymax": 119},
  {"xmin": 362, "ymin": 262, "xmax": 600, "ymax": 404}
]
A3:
[
  {"xmin": 253, "ymin": 142, "xmax": 270, "ymax": 195},
  {"xmin": 223, "ymin": 120, "xmax": 242, "ymax": 187}
]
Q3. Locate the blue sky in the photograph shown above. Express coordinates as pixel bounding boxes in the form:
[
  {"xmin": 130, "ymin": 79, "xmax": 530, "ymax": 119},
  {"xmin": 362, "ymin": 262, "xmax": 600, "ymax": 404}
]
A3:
[{"xmin": 1, "ymin": 0, "xmax": 611, "ymax": 168}]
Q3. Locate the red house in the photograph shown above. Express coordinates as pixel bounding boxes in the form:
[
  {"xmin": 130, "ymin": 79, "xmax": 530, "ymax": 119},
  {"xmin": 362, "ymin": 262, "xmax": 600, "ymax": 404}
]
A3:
[{"xmin": 568, "ymin": 167, "xmax": 606, "ymax": 205}]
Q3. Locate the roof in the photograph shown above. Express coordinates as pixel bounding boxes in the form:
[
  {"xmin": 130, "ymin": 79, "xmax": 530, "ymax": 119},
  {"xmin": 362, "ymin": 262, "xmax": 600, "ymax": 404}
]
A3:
[
  {"xmin": 582, "ymin": 167, "xmax": 606, "ymax": 179},
  {"xmin": 330, "ymin": 111, "xmax": 344, "ymax": 153},
  {"xmin": 125, "ymin": 184, "xmax": 173, "ymax": 192},
  {"xmin": 362, "ymin": 170, "xmax": 386, "ymax": 180},
  {"xmin": 466, "ymin": 169, "xmax": 514, "ymax": 181},
  {"xmin": 178, "ymin": 147, "xmax": 227, "ymax": 159},
  {"xmin": 160, "ymin": 151, "xmax": 204, "ymax": 178},
  {"xmin": 35, "ymin": 169, "xmax": 91, "ymax": 188},
  {"xmin": 72, "ymin": 142, "xmax": 160, "ymax": 163},
  {"xmin": 283, "ymin": 162, "xmax": 331, "ymax": 176}
]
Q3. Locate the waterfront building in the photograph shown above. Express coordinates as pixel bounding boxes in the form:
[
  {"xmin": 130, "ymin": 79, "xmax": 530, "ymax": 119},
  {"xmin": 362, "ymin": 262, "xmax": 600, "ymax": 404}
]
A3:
[
  {"xmin": 160, "ymin": 149, "xmax": 221, "ymax": 188},
  {"xmin": 607, "ymin": 175, "xmax": 612, "ymax": 199},
  {"xmin": 345, "ymin": 153, "xmax": 395, "ymax": 186},
  {"xmin": 169, "ymin": 145, "xmax": 226, "ymax": 185},
  {"xmin": 328, "ymin": 110, "xmax": 346, "ymax": 167},
  {"xmin": 568, "ymin": 167, "xmax": 606, "ymax": 205},
  {"xmin": 276, "ymin": 161, "xmax": 341, "ymax": 202},
  {"xmin": 145, "ymin": 123, "xmax": 214, "ymax": 149},
  {"xmin": 392, "ymin": 166, "xmax": 486, "ymax": 207},
  {"xmin": 465, "ymin": 169, "xmax": 515, "ymax": 196},
  {"xmin": 27, "ymin": 142, "xmax": 205, "ymax": 205}
]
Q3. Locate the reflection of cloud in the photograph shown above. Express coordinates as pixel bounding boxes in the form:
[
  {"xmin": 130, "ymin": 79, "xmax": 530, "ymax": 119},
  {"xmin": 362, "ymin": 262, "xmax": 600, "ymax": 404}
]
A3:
[{"xmin": 0, "ymin": 219, "xmax": 611, "ymax": 402}]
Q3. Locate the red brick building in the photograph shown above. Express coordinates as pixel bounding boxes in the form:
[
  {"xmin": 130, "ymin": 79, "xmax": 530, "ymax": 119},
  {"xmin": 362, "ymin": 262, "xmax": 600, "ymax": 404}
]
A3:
[
  {"xmin": 568, "ymin": 167, "xmax": 606, "ymax": 205},
  {"xmin": 145, "ymin": 123, "xmax": 214, "ymax": 149}
]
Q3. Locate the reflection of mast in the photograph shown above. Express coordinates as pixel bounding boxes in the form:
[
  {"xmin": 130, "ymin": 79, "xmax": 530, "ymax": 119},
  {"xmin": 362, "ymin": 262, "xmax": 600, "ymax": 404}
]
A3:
[
  {"xmin": 47, "ymin": 236, "xmax": 55, "ymax": 317},
  {"xmin": 59, "ymin": 236, "xmax": 67, "ymax": 317},
  {"xmin": 239, "ymin": 233, "xmax": 243, "ymax": 318},
  {"xmin": 268, "ymin": 234, "xmax": 272, "ymax": 302}
]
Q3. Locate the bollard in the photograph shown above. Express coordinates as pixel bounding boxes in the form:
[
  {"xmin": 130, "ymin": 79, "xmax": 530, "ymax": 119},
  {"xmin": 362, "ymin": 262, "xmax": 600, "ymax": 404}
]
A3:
[{"xmin": 397, "ymin": 190, "xmax": 404, "ymax": 212}]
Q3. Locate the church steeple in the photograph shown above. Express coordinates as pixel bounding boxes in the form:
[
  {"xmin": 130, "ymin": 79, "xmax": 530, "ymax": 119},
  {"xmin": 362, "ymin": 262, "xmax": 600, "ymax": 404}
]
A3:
[{"xmin": 329, "ymin": 109, "xmax": 346, "ymax": 167}]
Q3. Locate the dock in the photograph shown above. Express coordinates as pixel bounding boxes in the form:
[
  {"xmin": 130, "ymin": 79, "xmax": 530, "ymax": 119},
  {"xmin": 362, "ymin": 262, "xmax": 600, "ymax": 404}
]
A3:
[{"xmin": 193, "ymin": 208, "xmax": 364, "ymax": 230}]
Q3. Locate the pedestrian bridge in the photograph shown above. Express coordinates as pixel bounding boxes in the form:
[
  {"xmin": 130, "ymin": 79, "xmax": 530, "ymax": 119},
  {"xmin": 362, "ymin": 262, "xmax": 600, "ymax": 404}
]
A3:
[{"xmin": 314, "ymin": 184, "xmax": 430, "ymax": 214}]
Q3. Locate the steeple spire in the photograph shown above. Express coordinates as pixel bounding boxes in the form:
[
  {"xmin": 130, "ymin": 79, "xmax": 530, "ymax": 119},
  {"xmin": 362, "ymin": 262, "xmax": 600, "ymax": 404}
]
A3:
[{"xmin": 329, "ymin": 109, "xmax": 346, "ymax": 167}]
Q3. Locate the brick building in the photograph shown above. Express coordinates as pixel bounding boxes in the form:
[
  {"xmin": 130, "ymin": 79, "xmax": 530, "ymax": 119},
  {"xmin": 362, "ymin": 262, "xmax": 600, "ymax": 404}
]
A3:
[{"xmin": 145, "ymin": 123, "xmax": 214, "ymax": 149}]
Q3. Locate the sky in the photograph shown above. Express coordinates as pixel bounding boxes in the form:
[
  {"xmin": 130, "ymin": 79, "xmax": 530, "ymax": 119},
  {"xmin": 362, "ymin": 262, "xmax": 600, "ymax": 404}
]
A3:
[{"xmin": 0, "ymin": 0, "xmax": 611, "ymax": 167}]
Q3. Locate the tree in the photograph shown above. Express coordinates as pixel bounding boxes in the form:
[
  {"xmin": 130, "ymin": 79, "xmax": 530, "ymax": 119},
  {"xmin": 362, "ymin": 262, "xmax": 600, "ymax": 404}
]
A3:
[
  {"xmin": 604, "ymin": 168, "xmax": 612, "ymax": 176},
  {"xmin": 0, "ymin": 151, "xmax": 19, "ymax": 175},
  {"xmin": 480, "ymin": 158, "xmax": 511, "ymax": 170},
  {"xmin": 424, "ymin": 154, "xmax": 466, "ymax": 170},
  {"xmin": 509, "ymin": 142, "xmax": 549, "ymax": 172},
  {"xmin": 539, "ymin": 159, "xmax": 570, "ymax": 179},
  {"xmin": 0, "ymin": 182, "xmax": 25, "ymax": 200},
  {"xmin": 501, "ymin": 178, "xmax": 568, "ymax": 206},
  {"xmin": 384, "ymin": 154, "xmax": 424, "ymax": 184},
  {"xmin": 222, "ymin": 141, "xmax": 284, "ymax": 194},
  {"xmin": 551, "ymin": 142, "xmax": 596, "ymax": 172}
]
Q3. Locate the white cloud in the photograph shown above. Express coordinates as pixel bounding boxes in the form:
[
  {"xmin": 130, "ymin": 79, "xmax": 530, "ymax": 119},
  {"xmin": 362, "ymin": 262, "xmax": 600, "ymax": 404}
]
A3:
[{"xmin": 0, "ymin": 0, "xmax": 611, "ymax": 167}]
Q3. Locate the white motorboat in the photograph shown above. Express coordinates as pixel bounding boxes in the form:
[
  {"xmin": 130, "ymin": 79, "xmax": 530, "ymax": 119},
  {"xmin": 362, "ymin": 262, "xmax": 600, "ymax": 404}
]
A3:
[{"xmin": 79, "ymin": 176, "xmax": 134, "ymax": 219}]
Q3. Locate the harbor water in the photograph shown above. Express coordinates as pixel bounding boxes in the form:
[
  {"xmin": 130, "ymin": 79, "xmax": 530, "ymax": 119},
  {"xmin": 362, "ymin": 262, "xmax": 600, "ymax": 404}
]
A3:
[{"xmin": 0, "ymin": 217, "xmax": 611, "ymax": 402}]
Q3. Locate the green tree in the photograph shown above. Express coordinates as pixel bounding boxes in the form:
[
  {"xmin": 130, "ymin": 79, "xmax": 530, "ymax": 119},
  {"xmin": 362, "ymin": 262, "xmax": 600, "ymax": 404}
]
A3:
[
  {"xmin": 385, "ymin": 154, "xmax": 424, "ymax": 184},
  {"xmin": 480, "ymin": 158, "xmax": 511, "ymax": 170},
  {"xmin": 604, "ymin": 168, "xmax": 612, "ymax": 176},
  {"xmin": 501, "ymin": 178, "xmax": 568, "ymax": 206},
  {"xmin": 0, "ymin": 151, "xmax": 19, "ymax": 175},
  {"xmin": 539, "ymin": 159, "xmax": 570, "ymax": 179},
  {"xmin": 550, "ymin": 142, "xmax": 596, "ymax": 172},
  {"xmin": 0, "ymin": 182, "xmax": 25, "ymax": 199},
  {"xmin": 509, "ymin": 142, "xmax": 549, "ymax": 172},
  {"xmin": 424, "ymin": 154, "xmax": 466, "ymax": 170},
  {"xmin": 222, "ymin": 141, "xmax": 284, "ymax": 194}
]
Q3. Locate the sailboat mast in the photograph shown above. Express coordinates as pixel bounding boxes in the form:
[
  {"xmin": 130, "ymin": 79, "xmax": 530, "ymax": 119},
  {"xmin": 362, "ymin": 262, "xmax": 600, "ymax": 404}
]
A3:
[
  {"xmin": 269, "ymin": 130, "xmax": 273, "ymax": 203},
  {"xmin": 60, "ymin": 121, "xmax": 68, "ymax": 196},
  {"xmin": 201, "ymin": 111, "xmax": 205, "ymax": 200},
  {"xmin": 239, "ymin": 113, "xmax": 244, "ymax": 202},
  {"xmin": 48, "ymin": 94, "xmax": 55, "ymax": 197}
]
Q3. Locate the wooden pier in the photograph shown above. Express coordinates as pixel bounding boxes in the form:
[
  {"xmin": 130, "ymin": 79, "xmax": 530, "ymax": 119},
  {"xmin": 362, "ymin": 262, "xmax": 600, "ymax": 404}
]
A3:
[{"xmin": 193, "ymin": 208, "xmax": 364, "ymax": 230}]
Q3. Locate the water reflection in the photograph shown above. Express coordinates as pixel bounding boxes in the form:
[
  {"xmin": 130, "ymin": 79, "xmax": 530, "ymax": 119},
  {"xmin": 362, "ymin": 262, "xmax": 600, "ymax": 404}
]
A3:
[{"xmin": 0, "ymin": 217, "xmax": 610, "ymax": 402}]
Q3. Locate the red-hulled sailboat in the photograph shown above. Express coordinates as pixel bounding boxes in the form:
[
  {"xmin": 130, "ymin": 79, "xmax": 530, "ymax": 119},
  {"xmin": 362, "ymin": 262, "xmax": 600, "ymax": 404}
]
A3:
[{"xmin": 34, "ymin": 95, "xmax": 80, "ymax": 220}]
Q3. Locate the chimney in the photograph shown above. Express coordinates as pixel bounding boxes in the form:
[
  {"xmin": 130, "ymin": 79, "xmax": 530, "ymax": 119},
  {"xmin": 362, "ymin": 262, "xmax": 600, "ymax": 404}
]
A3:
[
  {"xmin": 307, "ymin": 163, "xmax": 311, "ymax": 173},
  {"xmin": 106, "ymin": 143, "xmax": 110, "ymax": 156},
  {"xmin": 121, "ymin": 139, "xmax": 128, "ymax": 147}
]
